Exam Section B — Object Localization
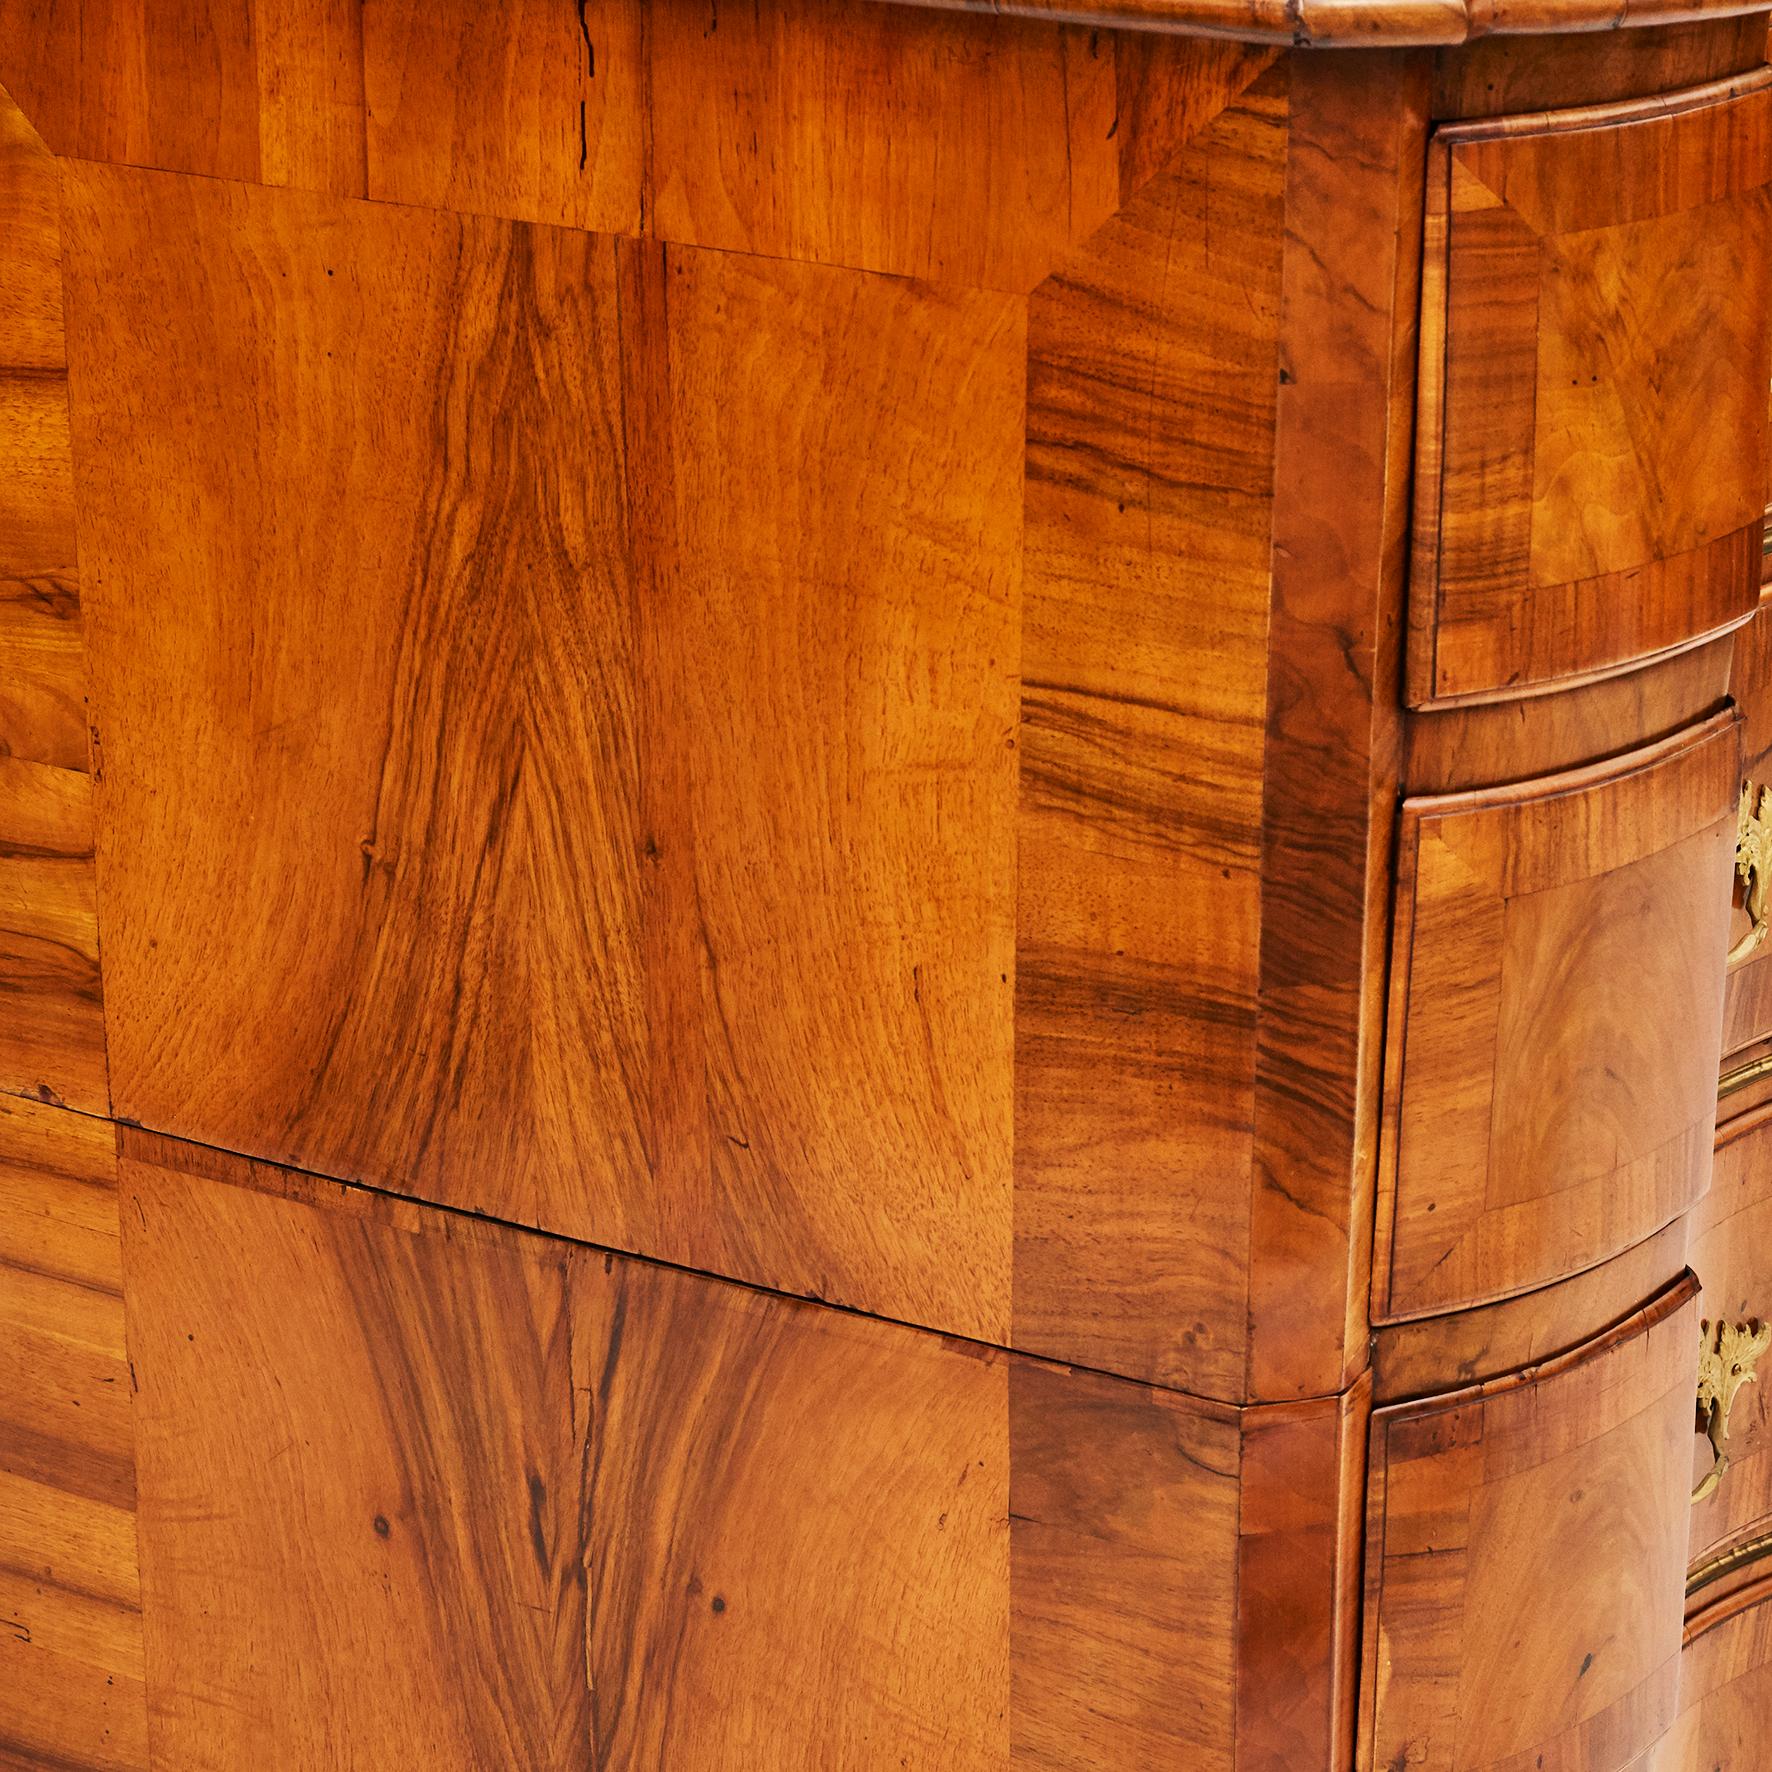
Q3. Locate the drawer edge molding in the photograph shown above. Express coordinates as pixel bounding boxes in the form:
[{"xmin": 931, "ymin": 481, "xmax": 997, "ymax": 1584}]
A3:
[
  {"xmin": 1375, "ymin": 708, "xmax": 1740, "ymax": 1323},
  {"xmin": 1408, "ymin": 69, "xmax": 1772, "ymax": 708},
  {"xmin": 1361, "ymin": 1271, "xmax": 1702, "ymax": 1772}
]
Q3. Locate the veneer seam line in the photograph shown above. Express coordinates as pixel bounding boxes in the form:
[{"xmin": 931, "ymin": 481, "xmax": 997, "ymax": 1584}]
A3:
[{"xmin": 70, "ymin": 1098, "xmax": 1345, "ymax": 1412}]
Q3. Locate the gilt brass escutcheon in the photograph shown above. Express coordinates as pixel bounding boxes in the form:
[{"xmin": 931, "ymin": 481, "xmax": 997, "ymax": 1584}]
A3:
[
  {"xmin": 1730, "ymin": 783, "xmax": 1772, "ymax": 967},
  {"xmin": 1694, "ymin": 1317, "xmax": 1771, "ymax": 1504}
]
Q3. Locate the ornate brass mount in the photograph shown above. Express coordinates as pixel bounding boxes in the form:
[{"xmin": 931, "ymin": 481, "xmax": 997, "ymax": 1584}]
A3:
[
  {"xmin": 1694, "ymin": 1317, "xmax": 1771, "ymax": 1505},
  {"xmin": 1730, "ymin": 783, "xmax": 1772, "ymax": 967}
]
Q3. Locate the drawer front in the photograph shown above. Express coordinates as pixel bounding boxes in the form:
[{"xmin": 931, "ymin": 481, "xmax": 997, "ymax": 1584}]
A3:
[
  {"xmin": 1643, "ymin": 1572, "xmax": 1772, "ymax": 1771},
  {"xmin": 1376, "ymin": 711, "xmax": 1737, "ymax": 1321},
  {"xmin": 1690, "ymin": 1101, "xmax": 1772, "ymax": 1569},
  {"xmin": 1361, "ymin": 1277, "xmax": 1699, "ymax": 1772},
  {"xmin": 1409, "ymin": 75, "xmax": 1772, "ymax": 708}
]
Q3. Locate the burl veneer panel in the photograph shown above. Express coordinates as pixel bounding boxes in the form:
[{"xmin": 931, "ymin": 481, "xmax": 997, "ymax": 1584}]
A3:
[
  {"xmin": 1377, "ymin": 711, "xmax": 1738, "ymax": 1320},
  {"xmin": 1410, "ymin": 73, "xmax": 1772, "ymax": 706},
  {"xmin": 0, "ymin": 89, "xmax": 106, "ymax": 1115},
  {"xmin": 119, "ymin": 1133, "xmax": 1254, "ymax": 1770},
  {"xmin": 61, "ymin": 162, "xmax": 1021, "ymax": 1345},
  {"xmin": 0, "ymin": 1095, "xmax": 145, "ymax": 1772},
  {"xmin": 1362, "ymin": 1277, "xmax": 1699, "ymax": 1772}
]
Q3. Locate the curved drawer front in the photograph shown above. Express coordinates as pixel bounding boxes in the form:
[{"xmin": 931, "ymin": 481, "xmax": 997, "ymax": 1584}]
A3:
[
  {"xmin": 1645, "ymin": 1573, "xmax": 1772, "ymax": 1771},
  {"xmin": 1361, "ymin": 1277, "xmax": 1699, "ymax": 1772},
  {"xmin": 1377, "ymin": 712, "xmax": 1738, "ymax": 1321},
  {"xmin": 1409, "ymin": 74, "xmax": 1772, "ymax": 708}
]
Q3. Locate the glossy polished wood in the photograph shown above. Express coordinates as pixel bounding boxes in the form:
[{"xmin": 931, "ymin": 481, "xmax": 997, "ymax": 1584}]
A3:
[
  {"xmin": 1404, "ymin": 630, "xmax": 1735, "ymax": 795},
  {"xmin": 1361, "ymin": 1276, "xmax": 1700, "ymax": 1772},
  {"xmin": 1372, "ymin": 1218, "xmax": 1691, "ymax": 1401},
  {"xmin": 1644, "ymin": 1574, "xmax": 1772, "ymax": 1769},
  {"xmin": 126, "ymin": 1143, "xmax": 604, "ymax": 1767},
  {"xmin": 49, "ymin": 37, "xmax": 1435, "ymax": 1403},
  {"xmin": 1431, "ymin": 16, "xmax": 1772, "ymax": 116},
  {"xmin": 1012, "ymin": 67, "xmax": 1284, "ymax": 1395},
  {"xmin": 1410, "ymin": 75, "xmax": 1772, "ymax": 707},
  {"xmin": 865, "ymin": 0, "xmax": 1772, "ymax": 48},
  {"xmin": 1376, "ymin": 713, "xmax": 1738, "ymax": 1320},
  {"xmin": 2, "ymin": 6, "xmax": 1767, "ymax": 1765},
  {"xmin": 0, "ymin": 91, "xmax": 85, "ymax": 773},
  {"xmin": 62, "ymin": 157, "xmax": 1026, "ymax": 1348},
  {"xmin": 0, "ymin": 1095, "xmax": 144, "ymax": 1771},
  {"xmin": 0, "ymin": 0, "xmax": 1279, "ymax": 280},
  {"xmin": 0, "ymin": 89, "xmax": 105, "ymax": 1116},
  {"xmin": 114, "ymin": 1127, "xmax": 1369, "ymax": 1770},
  {"xmin": 1246, "ymin": 52, "xmax": 1429, "ymax": 1406}
]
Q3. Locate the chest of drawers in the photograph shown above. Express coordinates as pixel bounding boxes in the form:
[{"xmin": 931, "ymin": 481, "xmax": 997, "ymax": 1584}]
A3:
[{"xmin": 5, "ymin": 4, "xmax": 1772, "ymax": 1767}]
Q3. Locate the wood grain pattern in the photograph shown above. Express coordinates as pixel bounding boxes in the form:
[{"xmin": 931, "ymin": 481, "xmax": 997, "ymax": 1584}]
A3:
[
  {"xmin": 1722, "ymin": 935, "xmax": 1772, "ymax": 1061},
  {"xmin": 1246, "ymin": 51, "xmax": 1428, "ymax": 1402},
  {"xmin": 1010, "ymin": 1360, "xmax": 1239, "ymax": 1769},
  {"xmin": 0, "ymin": 0, "xmax": 366, "ymax": 194},
  {"xmin": 0, "ymin": 87, "xmax": 108, "ymax": 1115},
  {"xmin": 645, "ymin": 0, "xmax": 1275, "ymax": 290},
  {"xmin": 632, "ymin": 242, "xmax": 1022, "ymax": 1342},
  {"xmin": 0, "ymin": 0, "xmax": 1279, "ymax": 278},
  {"xmin": 362, "ymin": 0, "xmax": 641, "ymax": 233},
  {"xmin": 1410, "ymin": 75, "xmax": 1772, "ymax": 706},
  {"xmin": 50, "ymin": 77, "xmax": 1433, "ymax": 1390},
  {"xmin": 1011, "ymin": 69, "xmax": 1284, "ymax": 1395},
  {"xmin": 61, "ymin": 162, "xmax": 1022, "ymax": 1343},
  {"xmin": 0, "ymin": 85, "xmax": 87, "ymax": 774},
  {"xmin": 60, "ymin": 163, "xmax": 654, "ymax": 1229},
  {"xmin": 118, "ymin": 1129, "xmax": 1287, "ymax": 1769},
  {"xmin": 1235, "ymin": 1382, "xmax": 1371, "ymax": 1771},
  {"xmin": 0, "ymin": 1094, "xmax": 144, "ymax": 1772},
  {"xmin": 862, "ymin": 0, "xmax": 1772, "ymax": 44},
  {"xmin": 122, "ymin": 1136, "xmax": 594, "ymax": 1768},
  {"xmin": 1376, "ymin": 712, "xmax": 1738, "ymax": 1320},
  {"xmin": 1406, "ymin": 629, "xmax": 1736, "ymax": 796},
  {"xmin": 1361, "ymin": 1275, "xmax": 1700, "ymax": 1772},
  {"xmin": 5, "ymin": 13, "xmax": 1767, "ymax": 1766},
  {"xmin": 1431, "ymin": 15, "xmax": 1771, "ymax": 118},
  {"xmin": 0, "ymin": 755, "xmax": 107, "ymax": 1112},
  {"xmin": 1645, "ymin": 1576, "xmax": 1772, "ymax": 1771},
  {"xmin": 583, "ymin": 1257, "xmax": 1010, "ymax": 1768},
  {"xmin": 1729, "ymin": 593, "xmax": 1772, "ymax": 786},
  {"xmin": 1373, "ymin": 1218, "xmax": 1691, "ymax": 1402}
]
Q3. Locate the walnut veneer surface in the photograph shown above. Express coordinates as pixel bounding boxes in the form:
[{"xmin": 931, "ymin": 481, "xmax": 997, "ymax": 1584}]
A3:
[{"xmin": 4, "ymin": 5, "xmax": 1772, "ymax": 1770}]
